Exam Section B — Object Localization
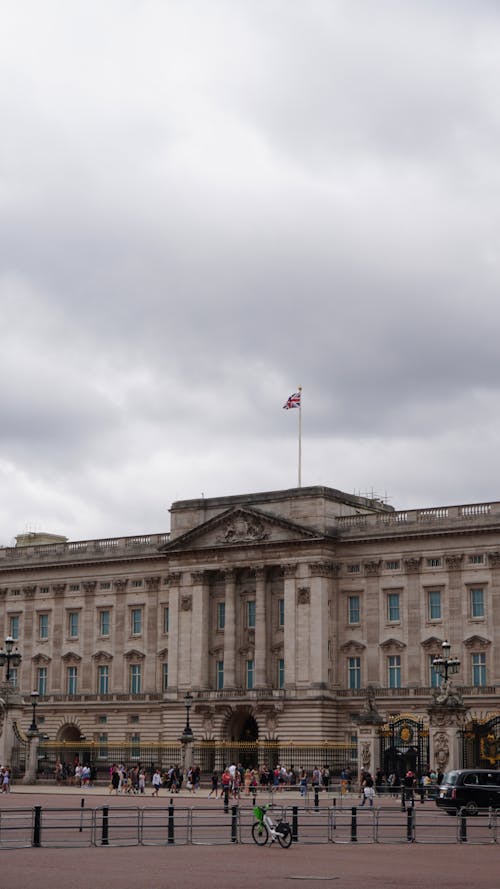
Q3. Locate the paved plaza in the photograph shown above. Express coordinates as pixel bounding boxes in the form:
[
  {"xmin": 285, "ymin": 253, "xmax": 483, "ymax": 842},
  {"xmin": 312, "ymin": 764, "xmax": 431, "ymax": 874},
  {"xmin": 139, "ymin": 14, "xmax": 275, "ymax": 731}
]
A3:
[{"xmin": 0, "ymin": 786, "xmax": 497, "ymax": 888}]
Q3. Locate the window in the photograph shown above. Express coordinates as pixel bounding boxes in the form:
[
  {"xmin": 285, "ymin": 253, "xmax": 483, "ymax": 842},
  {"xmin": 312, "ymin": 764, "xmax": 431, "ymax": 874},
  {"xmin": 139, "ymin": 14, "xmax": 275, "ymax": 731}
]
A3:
[
  {"xmin": 387, "ymin": 593, "xmax": 400, "ymax": 623},
  {"xmin": 163, "ymin": 606, "xmax": 169, "ymax": 634},
  {"xmin": 386, "ymin": 560, "xmax": 400, "ymax": 570},
  {"xmin": 472, "ymin": 653, "xmax": 486, "ymax": 687},
  {"xmin": 37, "ymin": 667, "xmax": 47, "ymax": 696},
  {"xmin": 9, "ymin": 667, "xmax": 18, "ymax": 688},
  {"xmin": 98, "ymin": 665, "xmax": 109, "ymax": 695},
  {"xmin": 39, "ymin": 614, "xmax": 49, "ymax": 640},
  {"xmin": 216, "ymin": 660, "xmax": 224, "ymax": 690},
  {"xmin": 162, "ymin": 662, "xmax": 169, "ymax": 691},
  {"xmin": 131, "ymin": 580, "xmax": 143, "ymax": 588},
  {"xmin": 468, "ymin": 554, "xmax": 484, "ymax": 565},
  {"xmin": 278, "ymin": 598, "xmax": 285, "ymax": 628},
  {"xmin": 40, "ymin": 586, "xmax": 50, "ymax": 594},
  {"xmin": 246, "ymin": 659, "xmax": 254, "ymax": 690},
  {"xmin": 69, "ymin": 584, "xmax": 80, "ymax": 592},
  {"xmin": 470, "ymin": 588, "xmax": 485, "ymax": 618},
  {"xmin": 99, "ymin": 610, "xmax": 110, "ymax": 637},
  {"xmin": 98, "ymin": 733, "xmax": 108, "ymax": 758},
  {"xmin": 217, "ymin": 602, "xmax": 225, "ymax": 631},
  {"xmin": 278, "ymin": 658, "xmax": 285, "ymax": 689},
  {"xmin": 130, "ymin": 664, "xmax": 141, "ymax": 694},
  {"xmin": 130, "ymin": 733, "xmax": 140, "ymax": 759},
  {"xmin": 67, "ymin": 666, "xmax": 78, "ymax": 695},
  {"xmin": 429, "ymin": 655, "xmax": 441, "ymax": 688},
  {"xmin": 99, "ymin": 582, "xmax": 111, "ymax": 590},
  {"xmin": 247, "ymin": 600, "xmax": 256, "ymax": 629},
  {"xmin": 426, "ymin": 558, "xmax": 441, "ymax": 568},
  {"xmin": 348, "ymin": 595, "xmax": 360, "ymax": 625},
  {"xmin": 9, "ymin": 615, "xmax": 19, "ymax": 640},
  {"xmin": 387, "ymin": 655, "xmax": 401, "ymax": 688},
  {"xmin": 428, "ymin": 590, "xmax": 441, "ymax": 621},
  {"xmin": 97, "ymin": 715, "xmax": 107, "ymax": 724},
  {"xmin": 348, "ymin": 564, "xmax": 360, "ymax": 573},
  {"xmin": 131, "ymin": 608, "xmax": 142, "ymax": 635},
  {"xmin": 348, "ymin": 656, "xmax": 361, "ymax": 690},
  {"xmin": 68, "ymin": 612, "xmax": 79, "ymax": 638}
]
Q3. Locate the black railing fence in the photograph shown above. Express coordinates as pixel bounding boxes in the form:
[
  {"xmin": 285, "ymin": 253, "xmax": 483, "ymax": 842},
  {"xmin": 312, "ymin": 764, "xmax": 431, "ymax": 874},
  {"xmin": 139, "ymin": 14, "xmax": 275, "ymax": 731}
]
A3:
[{"xmin": 0, "ymin": 801, "xmax": 498, "ymax": 848}]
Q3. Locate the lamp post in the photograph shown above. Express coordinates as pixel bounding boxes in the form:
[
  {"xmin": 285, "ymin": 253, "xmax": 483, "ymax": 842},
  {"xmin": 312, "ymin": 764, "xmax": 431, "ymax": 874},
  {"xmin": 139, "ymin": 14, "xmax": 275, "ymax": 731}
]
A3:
[
  {"xmin": 0, "ymin": 636, "xmax": 22, "ymax": 682},
  {"xmin": 29, "ymin": 691, "xmax": 39, "ymax": 733},
  {"xmin": 181, "ymin": 692, "xmax": 194, "ymax": 741},
  {"xmin": 432, "ymin": 640, "xmax": 460, "ymax": 684}
]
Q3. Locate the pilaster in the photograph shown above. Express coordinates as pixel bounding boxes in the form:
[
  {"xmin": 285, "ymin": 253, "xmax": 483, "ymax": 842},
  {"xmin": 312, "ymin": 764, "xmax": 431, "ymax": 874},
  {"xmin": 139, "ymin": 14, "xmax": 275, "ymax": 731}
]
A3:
[
  {"xmin": 254, "ymin": 567, "xmax": 267, "ymax": 687},
  {"xmin": 191, "ymin": 571, "xmax": 210, "ymax": 689},
  {"xmin": 223, "ymin": 568, "xmax": 237, "ymax": 688}
]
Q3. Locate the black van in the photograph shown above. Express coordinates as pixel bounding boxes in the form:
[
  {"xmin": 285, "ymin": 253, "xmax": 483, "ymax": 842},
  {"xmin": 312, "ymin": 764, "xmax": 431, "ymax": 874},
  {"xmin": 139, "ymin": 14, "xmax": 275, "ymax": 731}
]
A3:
[{"xmin": 436, "ymin": 769, "xmax": 500, "ymax": 814}]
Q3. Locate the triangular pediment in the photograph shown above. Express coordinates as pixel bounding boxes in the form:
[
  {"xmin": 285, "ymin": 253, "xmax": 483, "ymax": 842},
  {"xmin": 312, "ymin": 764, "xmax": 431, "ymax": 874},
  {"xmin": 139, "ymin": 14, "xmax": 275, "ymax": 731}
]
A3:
[{"xmin": 160, "ymin": 506, "xmax": 329, "ymax": 553}]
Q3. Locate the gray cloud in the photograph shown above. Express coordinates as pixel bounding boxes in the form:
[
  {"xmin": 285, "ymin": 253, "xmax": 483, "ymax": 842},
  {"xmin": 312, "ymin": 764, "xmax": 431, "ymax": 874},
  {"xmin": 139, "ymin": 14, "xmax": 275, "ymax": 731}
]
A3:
[{"xmin": 1, "ymin": 0, "xmax": 500, "ymax": 542}]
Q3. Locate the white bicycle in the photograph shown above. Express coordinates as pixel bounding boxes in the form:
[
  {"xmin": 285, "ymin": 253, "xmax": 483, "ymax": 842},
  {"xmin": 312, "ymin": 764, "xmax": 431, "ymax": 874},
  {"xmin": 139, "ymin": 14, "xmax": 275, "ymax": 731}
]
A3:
[{"xmin": 251, "ymin": 805, "xmax": 292, "ymax": 848}]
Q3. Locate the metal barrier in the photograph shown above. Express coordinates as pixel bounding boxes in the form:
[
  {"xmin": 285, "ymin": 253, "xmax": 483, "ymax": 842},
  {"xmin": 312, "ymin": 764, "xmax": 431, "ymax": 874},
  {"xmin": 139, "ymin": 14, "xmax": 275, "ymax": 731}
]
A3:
[
  {"xmin": 0, "ymin": 806, "xmax": 34, "ymax": 849},
  {"xmin": 0, "ymin": 803, "xmax": 498, "ymax": 847},
  {"xmin": 141, "ymin": 804, "xmax": 189, "ymax": 845},
  {"xmin": 94, "ymin": 806, "xmax": 141, "ymax": 847}
]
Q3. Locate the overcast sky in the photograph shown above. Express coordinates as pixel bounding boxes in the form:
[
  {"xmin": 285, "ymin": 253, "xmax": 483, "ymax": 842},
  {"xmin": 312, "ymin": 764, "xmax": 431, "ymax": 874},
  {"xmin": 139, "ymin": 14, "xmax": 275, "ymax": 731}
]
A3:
[{"xmin": 1, "ymin": 0, "xmax": 500, "ymax": 544}]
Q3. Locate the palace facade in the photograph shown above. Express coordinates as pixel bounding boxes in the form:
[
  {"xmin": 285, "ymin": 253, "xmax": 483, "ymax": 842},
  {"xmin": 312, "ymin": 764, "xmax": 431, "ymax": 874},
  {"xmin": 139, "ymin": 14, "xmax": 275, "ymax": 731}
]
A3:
[{"xmin": 0, "ymin": 485, "xmax": 499, "ymax": 771}]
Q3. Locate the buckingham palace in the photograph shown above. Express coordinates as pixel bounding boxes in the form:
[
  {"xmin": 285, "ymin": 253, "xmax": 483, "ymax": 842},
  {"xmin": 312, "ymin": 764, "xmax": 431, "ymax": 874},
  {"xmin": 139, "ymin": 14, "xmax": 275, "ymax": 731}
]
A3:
[{"xmin": 0, "ymin": 484, "xmax": 499, "ymax": 778}]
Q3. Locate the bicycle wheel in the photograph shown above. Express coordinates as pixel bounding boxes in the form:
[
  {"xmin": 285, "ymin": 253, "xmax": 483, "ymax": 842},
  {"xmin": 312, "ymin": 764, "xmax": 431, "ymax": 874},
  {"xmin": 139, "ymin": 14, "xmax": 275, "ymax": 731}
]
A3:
[
  {"xmin": 277, "ymin": 826, "xmax": 292, "ymax": 848},
  {"xmin": 252, "ymin": 821, "xmax": 269, "ymax": 845}
]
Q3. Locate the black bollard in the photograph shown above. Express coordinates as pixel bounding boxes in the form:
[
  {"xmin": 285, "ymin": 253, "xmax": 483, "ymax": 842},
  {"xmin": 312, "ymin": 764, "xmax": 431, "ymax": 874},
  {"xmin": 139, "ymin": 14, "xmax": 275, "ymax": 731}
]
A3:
[
  {"xmin": 460, "ymin": 811, "xmax": 467, "ymax": 843},
  {"xmin": 101, "ymin": 806, "xmax": 109, "ymax": 846},
  {"xmin": 231, "ymin": 805, "xmax": 238, "ymax": 843},
  {"xmin": 350, "ymin": 806, "xmax": 357, "ymax": 843},
  {"xmin": 223, "ymin": 786, "xmax": 229, "ymax": 814},
  {"xmin": 401, "ymin": 789, "xmax": 405, "ymax": 812},
  {"xmin": 292, "ymin": 805, "xmax": 298, "ymax": 843},
  {"xmin": 168, "ymin": 798, "xmax": 175, "ymax": 844},
  {"xmin": 79, "ymin": 797, "xmax": 85, "ymax": 833},
  {"xmin": 406, "ymin": 806, "xmax": 413, "ymax": 842},
  {"xmin": 33, "ymin": 805, "xmax": 42, "ymax": 847},
  {"xmin": 314, "ymin": 786, "xmax": 319, "ymax": 810}
]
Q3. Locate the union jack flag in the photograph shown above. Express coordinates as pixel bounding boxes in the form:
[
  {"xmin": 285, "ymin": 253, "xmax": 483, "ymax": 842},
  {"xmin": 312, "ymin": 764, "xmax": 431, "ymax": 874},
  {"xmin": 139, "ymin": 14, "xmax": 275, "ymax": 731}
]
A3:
[{"xmin": 283, "ymin": 391, "xmax": 301, "ymax": 409}]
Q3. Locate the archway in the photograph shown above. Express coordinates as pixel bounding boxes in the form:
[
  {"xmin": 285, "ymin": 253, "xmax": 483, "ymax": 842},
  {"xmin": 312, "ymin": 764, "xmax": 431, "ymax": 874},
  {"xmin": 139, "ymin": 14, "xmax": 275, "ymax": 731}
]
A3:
[{"xmin": 223, "ymin": 708, "xmax": 259, "ymax": 769}]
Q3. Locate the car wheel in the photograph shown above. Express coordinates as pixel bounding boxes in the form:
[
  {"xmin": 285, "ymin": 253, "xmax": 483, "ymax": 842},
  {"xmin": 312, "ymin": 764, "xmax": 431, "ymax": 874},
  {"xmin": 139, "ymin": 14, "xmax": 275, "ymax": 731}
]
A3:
[{"xmin": 464, "ymin": 801, "xmax": 479, "ymax": 816}]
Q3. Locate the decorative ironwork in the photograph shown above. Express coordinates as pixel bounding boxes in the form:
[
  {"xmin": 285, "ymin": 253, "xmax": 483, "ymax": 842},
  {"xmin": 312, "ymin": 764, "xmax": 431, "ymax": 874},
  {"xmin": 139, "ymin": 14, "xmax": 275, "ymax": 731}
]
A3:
[
  {"xmin": 379, "ymin": 715, "xmax": 429, "ymax": 779},
  {"xmin": 461, "ymin": 714, "xmax": 500, "ymax": 768}
]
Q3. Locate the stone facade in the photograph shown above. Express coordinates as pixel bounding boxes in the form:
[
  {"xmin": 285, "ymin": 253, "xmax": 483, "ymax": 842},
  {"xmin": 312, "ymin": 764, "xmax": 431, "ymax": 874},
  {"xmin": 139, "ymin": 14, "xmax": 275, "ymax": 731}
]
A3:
[{"xmin": 0, "ymin": 485, "xmax": 499, "ymax": 757}]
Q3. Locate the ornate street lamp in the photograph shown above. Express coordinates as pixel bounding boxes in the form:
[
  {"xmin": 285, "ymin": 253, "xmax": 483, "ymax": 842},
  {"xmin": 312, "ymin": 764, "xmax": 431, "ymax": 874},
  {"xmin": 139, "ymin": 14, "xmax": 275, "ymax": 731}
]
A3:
[
  {"xmin": 29, "ymin": 691, "xmax": 39, "ymax": 732},
  {"xmin": 0, "ymin": 636, "xmax": 22, "ymax": 682},
  {"xmin": 182, "ymin": 691, "xmax": 194, "ymax": 741},
  {"xmin": 432, "ymin": 640, "xmax": 460, "ymax": 683}
]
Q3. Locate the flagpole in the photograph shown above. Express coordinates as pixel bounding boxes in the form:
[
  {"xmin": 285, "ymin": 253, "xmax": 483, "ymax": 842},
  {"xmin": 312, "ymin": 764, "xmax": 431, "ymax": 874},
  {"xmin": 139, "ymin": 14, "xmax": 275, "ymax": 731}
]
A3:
[{"xmin": 298, "ymin": 385, "xmax": 302, "ymax": 488}]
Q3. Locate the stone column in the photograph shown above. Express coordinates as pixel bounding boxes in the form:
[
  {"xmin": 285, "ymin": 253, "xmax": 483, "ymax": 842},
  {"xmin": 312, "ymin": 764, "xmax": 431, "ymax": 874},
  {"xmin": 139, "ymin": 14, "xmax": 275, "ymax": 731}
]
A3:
[
  {"xmin": 364, "ymin": 561, "xmax": 381, "ymax": 685},
  {"xmin": 445, "ymin": 553, "xmax": 464, "ymax": 656},
  {"xmin": 254, "ymin": 567, "xmax": 267, "ymax": 688},
  {"xmin": 191, "ymin": 571, "xmax": 210, "ymax": 689},
  {"xmin": 51, "ymin": 584, "xmax": 66, "ymax": 693},
  {"xmin": 165, "ymin": 573, "xmax": 181, "ymax": 693},
  {"xmin": 357, "ymin": 724, "xmax": 379, "ymax": 777},
  {"xmin": 145, "ymin": 577, "xmax": 160, "ymax": 691},
  {"xmin": 82, "ymin": 581, "xmax": 98, "ymax": 690},
  {"xmin": 428, "ymin": 701, "xmax": 468, "ymax": 774},
  {"xmin": 223, "ymin": 568, "xmax": 237, "ymax": 689},
  {"xmin": 22, "ymin": 732, "xmax": 40, "ymax": 784},
  {"xmin": 283, "ymin": 564, "xmax": 297, "ymax": 689},
  {"xmin": 404, "ymin": 558, "xmax": 421, "ymax": 685},
  {"xmin": 21, "ymin": 587, "xmax": 36, "ymax": 690},
  {"xmin": 112, "ymin": 579, "xmax": 126, "ymax": 693},
  {"xmin": 488, "ymin": 552, "xmax": 500, "ymax": 685},
  {"xmin": 308, "ymin": 562, "xmax": 333, "ymax": 689}
]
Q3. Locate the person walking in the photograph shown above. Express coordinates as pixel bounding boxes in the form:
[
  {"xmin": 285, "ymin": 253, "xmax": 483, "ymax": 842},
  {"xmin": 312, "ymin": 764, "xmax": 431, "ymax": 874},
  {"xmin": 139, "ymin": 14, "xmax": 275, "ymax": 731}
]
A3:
[
  {"xmin": 152, "ymin": 768, "xmax": 162, "ymax": 797},
  {"xmin": 360, "ymin": 771, "xmax": 375, "ymax": 807}
]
